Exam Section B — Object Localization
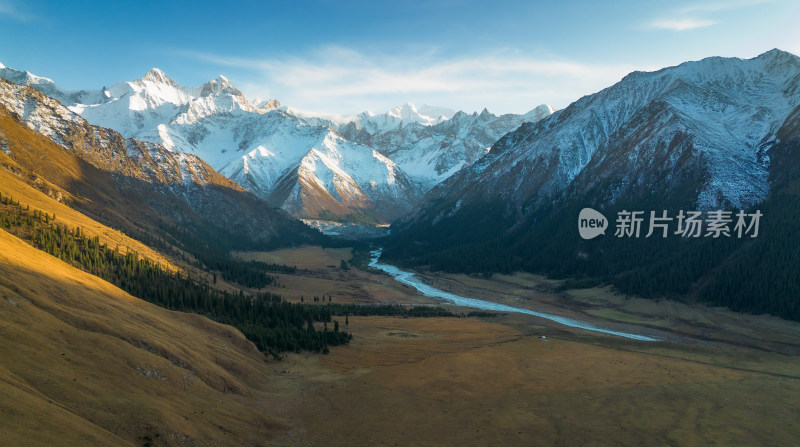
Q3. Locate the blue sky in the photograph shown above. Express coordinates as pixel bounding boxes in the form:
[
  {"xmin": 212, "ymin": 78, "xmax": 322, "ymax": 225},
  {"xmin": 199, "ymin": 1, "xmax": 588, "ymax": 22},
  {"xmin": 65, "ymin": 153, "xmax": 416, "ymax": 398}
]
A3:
[{"xmin": 1, "ymin": 0, "xmax": 798, "ymax": 115}]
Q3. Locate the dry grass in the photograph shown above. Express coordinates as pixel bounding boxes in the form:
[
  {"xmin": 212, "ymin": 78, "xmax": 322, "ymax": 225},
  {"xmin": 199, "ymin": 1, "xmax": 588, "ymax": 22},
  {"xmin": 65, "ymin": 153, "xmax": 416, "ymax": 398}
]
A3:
[
  {"xmin": 258, "ymin": 315, "xmax": 800, "ymax": 447},
  {"xmin": 0, "ymin": 154, "xmax": 175, "ymax": 271},
  {"xmin": 3, "ymin": 224, "xmax": 800, "ymax": 447},
  {"xmin": 0, "ymin": 229, "xmax": 286, "ymax": 446},
  {"xmin": 238, "ymin": 247, "xmax": 440, "ymax": 305},
  {"xmin": 236, "ymin": 245, "xmax": 353, "ymax": 270},
  {"xmin": 227, "ymin": 250, "xmax": 800, "ymax": 446}
]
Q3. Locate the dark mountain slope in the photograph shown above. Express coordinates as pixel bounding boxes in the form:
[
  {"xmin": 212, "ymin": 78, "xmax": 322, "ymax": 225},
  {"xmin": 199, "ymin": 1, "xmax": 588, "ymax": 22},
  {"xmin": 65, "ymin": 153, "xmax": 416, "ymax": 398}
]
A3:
[{"xmin": 384, "ymin": 50, "xmax": 800, "ymax": 320}]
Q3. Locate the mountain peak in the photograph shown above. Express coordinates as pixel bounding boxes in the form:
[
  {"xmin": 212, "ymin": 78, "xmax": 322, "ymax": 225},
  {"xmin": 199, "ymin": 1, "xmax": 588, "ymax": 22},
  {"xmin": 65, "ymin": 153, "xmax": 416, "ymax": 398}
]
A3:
[
  {"xmin": 760, "ymin": 48, "xmax": 796, "ymax": 59},
  {"xmin": 389, "ymin": 103, "xmax": 419, "ymax": 116},
  {"xmin": 254, "ymin": 98, "xmax": 281, "ymax": 110},
  {"xmin": 0, "ymin": 61, "xmax": 5, "ymax": 69},
  {"xmin": 140, "ymin": 68, "xmax": 176, "ymax": 86},
  {"xmin": 757, "ymin": 48, "xmax": 800, "ymax": 68},
  {"xmin": 522, "ymin": 104, "xmax": 556, "ymax": 121},
  {"xmin": 199, "ymin": 75, "xmax": 243, "ymax": 97}
]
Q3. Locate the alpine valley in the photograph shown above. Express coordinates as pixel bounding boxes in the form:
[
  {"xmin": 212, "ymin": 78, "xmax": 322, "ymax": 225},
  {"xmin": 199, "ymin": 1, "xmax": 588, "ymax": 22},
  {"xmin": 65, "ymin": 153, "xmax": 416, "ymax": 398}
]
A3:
[
  {"xmin": 2, "ymin": 48, "xmax": 800, "ymax": 447},
  {"xmin": 384, "ymin": 49, "xmax": 800, "ymax": 321}
]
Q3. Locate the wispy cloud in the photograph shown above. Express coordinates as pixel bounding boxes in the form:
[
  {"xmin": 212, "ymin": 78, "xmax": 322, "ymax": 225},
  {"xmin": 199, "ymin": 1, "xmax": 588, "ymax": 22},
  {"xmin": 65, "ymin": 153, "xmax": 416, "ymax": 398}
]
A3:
[
  {"xmin": 679, "ymin": 0, "xmax": 780, "ymax": 14},
  {"xmin": 646, "ymin": 0, "xmax": 782, "ymax": 32},
  {"xmin": 0, "ymin": 0, "xmax": 35, "ymax": 21},
  {"xmin": 181, "ymin": 47, "xmax": 635, "ymax": 115},
  {"xmin": 648, "ymin": 18, "xmax": 717, "ymax": 31}
]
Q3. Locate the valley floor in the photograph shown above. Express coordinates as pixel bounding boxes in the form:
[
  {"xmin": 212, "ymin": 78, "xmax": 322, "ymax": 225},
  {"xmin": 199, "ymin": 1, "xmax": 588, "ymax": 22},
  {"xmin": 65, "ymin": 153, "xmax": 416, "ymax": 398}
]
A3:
[
  {"xmin": 243, "ymin": 246, "xmax": 800, "ymax": 446},
  {"xmin": 3, "ymin": 240, "xmax": 799, "ymax": 446}
]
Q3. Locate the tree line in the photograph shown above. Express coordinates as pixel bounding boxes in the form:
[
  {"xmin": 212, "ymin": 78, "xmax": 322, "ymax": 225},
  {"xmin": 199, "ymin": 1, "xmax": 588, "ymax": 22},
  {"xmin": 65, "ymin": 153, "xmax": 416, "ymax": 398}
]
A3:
[
  {"xmin": 1, "ymin": 193, "xmax": 350, "ymax": 356},
  {"xmin": 1, "ymin": 193, "xmax": 485, "ymax": 356}
]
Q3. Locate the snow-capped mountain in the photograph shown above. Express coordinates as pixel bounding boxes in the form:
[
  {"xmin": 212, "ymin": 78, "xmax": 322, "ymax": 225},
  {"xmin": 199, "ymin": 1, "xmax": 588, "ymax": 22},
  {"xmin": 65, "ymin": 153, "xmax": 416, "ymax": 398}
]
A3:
[
  {"xmin": 155, "ymin": 104, "xmax": 421, "ymax": 223},
  {"xmin": 161, "ymin": 107, "xmax": 422, "ymax": 222},
  {"xmin": 339, "ymin": 104, "xmax": 555, "ymax": 188},
  {"xmin": 10, "ymin": 67, "xmax": 421, "ymax": 223},
  {"xmin": 0, "ymin": 63, "xmax": 109, "ymax": 106},
  {"xmin": 0, "ymin": 64, "xmax": 552, "ymax": 223},
  {"xmin": 69, "ymin": 68, "xmax": 262, "ymax": 142},
  {"xmin": 385, "ymin": 49, "xmax": 800, "ymax": 267},
  {"xmin": 0, "ymin": 77, "xmax": 322, "ymax": 247},
  {"xmin": 0, "ymin": 76, "xmax": 252, "ymax": 192},
  {"xmin": 412, "ymin": 49, "xmax": 798, "ymax": 214},
  {"xmin": 350, "ymin": 103, "xmax": 456, "ymax": 134},
  {"xmin": 266, "ymin": 131, "xmax": 421, "ymax": 223}
]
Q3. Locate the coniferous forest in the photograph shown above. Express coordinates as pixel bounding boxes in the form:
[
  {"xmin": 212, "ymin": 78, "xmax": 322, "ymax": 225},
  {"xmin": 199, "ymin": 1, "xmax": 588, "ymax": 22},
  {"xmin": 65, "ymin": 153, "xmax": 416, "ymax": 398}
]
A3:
[
  {"xmin": 0, "ymin": 192, "xmax": 467, "ymax": 356},
  {"xmin": 383, "ymin": 135, "xmax": 800, "ymax": 323},
  {"xmin": 0, "ymin": 194, "xmax": 350, "ymax": 356}
]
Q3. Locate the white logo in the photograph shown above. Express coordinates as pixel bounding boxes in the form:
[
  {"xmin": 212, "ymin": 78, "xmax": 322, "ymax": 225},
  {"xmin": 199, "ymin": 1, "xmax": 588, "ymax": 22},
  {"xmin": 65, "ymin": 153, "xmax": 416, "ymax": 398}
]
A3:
[{"xmin": 578, "ymin": 208, "xmax": 608, "ymax": 240}]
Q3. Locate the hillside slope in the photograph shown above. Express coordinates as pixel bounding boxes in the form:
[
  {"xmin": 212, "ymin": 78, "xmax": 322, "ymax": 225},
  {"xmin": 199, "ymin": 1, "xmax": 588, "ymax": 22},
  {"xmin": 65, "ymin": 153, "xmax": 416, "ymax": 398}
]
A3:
[
  {"xmin": 384, "ymin": 49, "xmax": 800, "ymax": 320},
  {"xmin": 0, "ymin": 228, "xmax": 285, "ymax": 446},
  {"xmin": 0, "ymin": 159, "xmax": 175, "ymax": 270}
]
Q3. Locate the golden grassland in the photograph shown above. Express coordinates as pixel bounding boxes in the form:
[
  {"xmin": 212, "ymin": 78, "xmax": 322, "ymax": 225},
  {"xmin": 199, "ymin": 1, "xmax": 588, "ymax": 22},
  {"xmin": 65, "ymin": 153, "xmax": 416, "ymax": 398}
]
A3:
[
  {"xmin": 0, "ymin": 229, "xmax": 285, "ymax": 446},
  {"xmin": 263, "ymin": 315, "xmax": 800, "ymax": 446},
  {"xmin": 3, "ymin": 232, "xmax": 800, "ymax": 446},
  {"xmin": 0, "ymin": 158, "xmax": 176, "ymax": 272},
  {"xmin": 244, "ymin": 246, "xmax": 800, "ymax": 446},
  {"xmin": 237, "ymin": 247, "xmax": 440, "ymax": 306}
]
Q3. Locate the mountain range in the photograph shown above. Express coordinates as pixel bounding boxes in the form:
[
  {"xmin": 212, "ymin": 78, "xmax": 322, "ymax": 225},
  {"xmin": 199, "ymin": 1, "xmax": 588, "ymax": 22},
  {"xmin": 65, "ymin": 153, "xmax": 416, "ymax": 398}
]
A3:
[
  {"xmin": 0, "ymin": 63, "xmax": 553, "ymax": 223},
  {"xmin": 384, "ymin": 48, "xmax": 800, "ymax": 320},
  {"xmin": 2, "ymin": 47, "xmax": 800, "ymax": 447},
  {"xmin": 0, "ymin": 77, "xmax": 324, "ymax": 263},
  {"xmin": 3, "ymin": 50, "xmax": 799, "ymax": 321}
]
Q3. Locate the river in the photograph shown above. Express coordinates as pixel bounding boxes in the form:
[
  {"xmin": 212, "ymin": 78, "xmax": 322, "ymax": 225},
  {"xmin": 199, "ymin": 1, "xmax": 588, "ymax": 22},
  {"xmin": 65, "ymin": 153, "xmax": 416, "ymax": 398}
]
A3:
[{"xmin": 369, "ymin": 249, "xmax": 658, "ymax": 342}]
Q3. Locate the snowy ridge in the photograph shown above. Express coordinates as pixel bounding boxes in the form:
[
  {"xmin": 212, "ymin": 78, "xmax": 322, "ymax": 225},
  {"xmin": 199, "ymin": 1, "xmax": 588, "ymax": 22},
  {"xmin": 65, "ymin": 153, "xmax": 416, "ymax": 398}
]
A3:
[
  {"xmin": 0, "ymin": 63, "xmax": 553, "ymax": 222},
  {"xmin": 0, "ymin": 66, "xmax": 418, "ymax": 222},
  {"xmin": 408, "ymin": 49, "xmax": 800, "ymax": 232},
  {"xmin": 350, "ymin": 103, "xmax": 456, "ymax": 134},
  {"xmin": 0, "ymin": 77, "xmax": 323, "ymax": 248},
  {"xmin": 339, "ymin": 104, "xmax": 554, "ymax": 188},
  {"xmin": 0, "ymin": 78, "xmax": 226, "ymax": 189},
  {"xmin": 0, "ymin": 63, "xmax": 109, "ymax": 106}
]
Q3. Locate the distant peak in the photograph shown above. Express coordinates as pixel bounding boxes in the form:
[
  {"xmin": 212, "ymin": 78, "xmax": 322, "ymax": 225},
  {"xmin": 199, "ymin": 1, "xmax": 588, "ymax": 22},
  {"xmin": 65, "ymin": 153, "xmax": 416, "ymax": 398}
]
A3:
[
  {"xmin": 140, "ymin": 68, "xmax": 176, "ymax": 85},
  {"xmin": 255, "ymin": 98, "xmax": 281, "ymax": 110},
  {"xmin": 479, "ymin": 107, "xmax": 492, "ymax": 116},
  {"xmin": 757, "ymin": 48, "xmax": 800, "ymax": 64},
  {"xmin": 522, "ymin": 104, "xmax": 555, "ymax": 121},
  {"xmin": 760, "ymin": 48, "xmax": 793, "ymax": 58},
  {"xmin": 391, "ymin": 103, "xmax": 418, "ymax": 113},
  {"xmin": 199, "ymin": 74, "xmax": 243, "ymax": 97},
  {"xmin": 212, "ymin": 74, "xmax": 233, "ymax": 88},
  {"xmin": 0, "ymin": 61, "xmax": 5, "ymax": 69}
]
